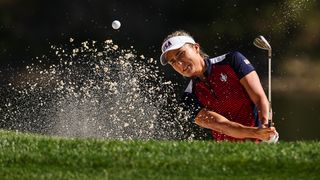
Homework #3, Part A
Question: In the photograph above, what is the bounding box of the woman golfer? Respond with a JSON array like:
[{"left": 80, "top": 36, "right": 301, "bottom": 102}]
[{"left": 160, "top": 30, "right": 278, "bottom": 142}]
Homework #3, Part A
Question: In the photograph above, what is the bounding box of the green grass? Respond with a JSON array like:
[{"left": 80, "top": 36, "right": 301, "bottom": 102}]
[{"left": 0, "top": 130, "right": 320, "bottom": 180}]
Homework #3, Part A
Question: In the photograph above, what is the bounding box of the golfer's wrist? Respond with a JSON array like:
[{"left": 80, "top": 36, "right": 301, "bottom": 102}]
[
  {"left": 254, "top": 128, "right": 268, "bottom": 140},
  {"left": 247, "top": 127, "right": 260, "bottom": 139}
]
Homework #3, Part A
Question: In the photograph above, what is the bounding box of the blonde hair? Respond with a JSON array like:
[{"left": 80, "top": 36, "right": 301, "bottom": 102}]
[{"left": 162, "top": 30, "right": 209, "bottom": 59}]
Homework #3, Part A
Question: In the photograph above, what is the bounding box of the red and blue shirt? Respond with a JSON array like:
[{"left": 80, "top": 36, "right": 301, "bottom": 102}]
[{"left": 182, "top": 51, "right": 260, "bottom": 141}]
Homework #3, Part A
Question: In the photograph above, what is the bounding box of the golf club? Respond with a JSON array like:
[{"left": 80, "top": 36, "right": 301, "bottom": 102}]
[{"left": 253, "top": 35, "right": 272, "bottom": 128}]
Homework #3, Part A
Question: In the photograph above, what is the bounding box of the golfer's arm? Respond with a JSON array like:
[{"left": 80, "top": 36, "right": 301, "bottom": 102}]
[
  {"left": 240, "top": 71, "right": 269, "bottom": 123},
  {"left": 194, "top": 109, "right": 259, "bottom": 139}
]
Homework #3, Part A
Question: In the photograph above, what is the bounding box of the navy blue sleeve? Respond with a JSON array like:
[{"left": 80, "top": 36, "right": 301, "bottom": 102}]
[
  {"left": 227, "top": 51, "right": 255, "bottom": 79},
  {"left": 180, "top": 92, "right": 202, "bottom": 122}
]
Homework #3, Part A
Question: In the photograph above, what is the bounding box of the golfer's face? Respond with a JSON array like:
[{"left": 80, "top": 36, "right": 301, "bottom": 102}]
[{"left": 165, "top": 44, "right": 202, "bottom": 77}]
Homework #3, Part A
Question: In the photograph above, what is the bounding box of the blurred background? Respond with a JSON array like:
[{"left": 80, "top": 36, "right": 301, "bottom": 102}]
[{"left": 0, "top": 0, "right": 319, "bottom": 141}]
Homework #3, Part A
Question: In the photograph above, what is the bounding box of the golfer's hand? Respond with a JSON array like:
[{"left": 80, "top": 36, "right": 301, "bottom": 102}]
[
  {"left": 257, "top": 127, "right": 277, "bottom": 141},
  {"left": 261, "top": 122, "right": 275, "bottom": 128}
]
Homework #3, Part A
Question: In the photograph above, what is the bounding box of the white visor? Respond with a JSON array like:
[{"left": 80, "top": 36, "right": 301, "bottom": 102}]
[{"left": 160, "top": 36, "right": 195, "bottom": 65}]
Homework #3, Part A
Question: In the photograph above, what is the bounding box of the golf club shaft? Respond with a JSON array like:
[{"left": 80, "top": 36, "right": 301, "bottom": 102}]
[
  {"left": 268, "top": 50, "right": 272, "bottom": 127},
  {"left": 253, "top": 35, "right": 273, "bottom": 127}
]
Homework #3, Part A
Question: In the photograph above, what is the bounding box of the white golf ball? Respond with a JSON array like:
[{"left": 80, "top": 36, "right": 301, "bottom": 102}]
[{"left": 112, "top": 20, "right": 121, "bottom": 30}]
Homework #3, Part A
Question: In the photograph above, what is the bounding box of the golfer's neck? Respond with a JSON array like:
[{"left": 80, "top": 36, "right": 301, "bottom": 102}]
[{"left": 196, "top": 58, "right": 207, "bottom": 80}]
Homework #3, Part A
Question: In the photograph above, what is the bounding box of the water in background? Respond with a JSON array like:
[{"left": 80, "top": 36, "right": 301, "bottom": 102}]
[{"left": 0, "top": 39, "right": 210, "bottom": 140}]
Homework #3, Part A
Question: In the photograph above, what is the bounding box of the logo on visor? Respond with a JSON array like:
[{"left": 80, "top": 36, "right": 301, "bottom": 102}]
[{"left": 162, "top": 41, "right": 172, "bottom": 52}]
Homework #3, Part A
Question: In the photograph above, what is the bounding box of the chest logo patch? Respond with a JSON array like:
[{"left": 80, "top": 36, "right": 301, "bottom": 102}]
[{"left": 220, "top": 73, "right": 227, "bottom": 82}]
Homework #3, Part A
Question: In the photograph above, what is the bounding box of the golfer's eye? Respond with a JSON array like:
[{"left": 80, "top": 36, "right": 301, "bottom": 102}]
[
  {"left": 168, "top": 58, "right": 176, "bottom": 65},
  {"left": 170, "top": 59, "right": 177, "bottom": 65},
  {"left": 177, "top": 51, "right": 185, "bottom": 59}
]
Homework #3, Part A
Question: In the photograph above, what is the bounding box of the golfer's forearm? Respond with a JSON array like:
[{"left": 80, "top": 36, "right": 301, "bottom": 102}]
[
  {"left": 205, "top": 120, "right": 258, "bottom": 139},
  {"left": 240, "top": 71, "right": 269, "bottom": 123},
  {"left": 195, "top": 109, "right": 259, "bottom": 139},
  {"left": 256, "top": 97, "right": 269, "bottom": 122}
]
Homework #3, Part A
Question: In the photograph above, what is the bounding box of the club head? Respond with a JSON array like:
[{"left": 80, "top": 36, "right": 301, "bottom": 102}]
[{"left": 253, "top": 35, "right": 271, "bottom": 51}]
